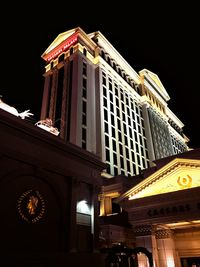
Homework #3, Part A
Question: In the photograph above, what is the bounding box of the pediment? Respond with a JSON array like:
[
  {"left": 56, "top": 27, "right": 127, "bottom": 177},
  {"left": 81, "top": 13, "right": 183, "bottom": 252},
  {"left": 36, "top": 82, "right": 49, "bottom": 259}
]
[
  {"left": 41, "top": 27, "right": 97, "bottom": 62},
  {"left": 139, "top": 69, "right": 170, "bottom": 101},
  {"left": 119, "top": 158, "right": 200, "bottom": 201},
  {"left": 42, "top": 28, "right": 77, "bottom": 57}
]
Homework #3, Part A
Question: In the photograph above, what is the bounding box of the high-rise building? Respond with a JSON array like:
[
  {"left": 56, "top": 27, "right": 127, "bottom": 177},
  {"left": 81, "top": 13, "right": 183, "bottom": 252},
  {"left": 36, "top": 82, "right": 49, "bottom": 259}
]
[
  {"left": 0, "top": 26, "right": 199, "bottom": 267},
  {"left": 40, "top": 27, "right": 189, "bottom": 177}
]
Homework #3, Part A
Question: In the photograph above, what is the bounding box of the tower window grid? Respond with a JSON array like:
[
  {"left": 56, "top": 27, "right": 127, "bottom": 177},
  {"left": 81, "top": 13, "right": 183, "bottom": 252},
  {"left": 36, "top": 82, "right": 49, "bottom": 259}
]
[
  {"left": 170, "top": 132, "right": 188, "bottom": 154},
  {"left": 81, "top": 61, "right": 87, "bottom": 149},
  {"left": 101, "top": 69, "right": 150, "bottom": 176},
  {"left": 148, "top": 107, "right": 174, "bottom": 159}
]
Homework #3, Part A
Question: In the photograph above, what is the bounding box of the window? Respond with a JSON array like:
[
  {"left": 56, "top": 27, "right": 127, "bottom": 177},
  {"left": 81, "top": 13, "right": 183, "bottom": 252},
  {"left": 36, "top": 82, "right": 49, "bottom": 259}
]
[
  {"left": 104, "top": 109, "right": 108, "bottom": 121},
  {"left": 70, "top": 47, "right": 74, "bottom": 55},
  {"left": 83, "top": 62, "right": 87, "bottom": 75},
  {"left": 104, "top": 122, "right": 108, "bottom": 133},
  {"left": 83, "top": 78, "right": 87, "bottom": 89},
  {"left": 120, "top": 157, "right": 124, "bottom": 168},
  {"left": 119, "top": 144, "right": 123, "bottom": 155},
  {"left": 113, "top": 153, "right": 117, "bottom": 165},
  {"left": 82, "top": 114, "right": 86, "bottom": 125},
  {"left": 112, "top": 139, "right": 116, "bottom": 151},
  {"left": 82, "top": 88, "right": 87, "bottom": 98},
  {"left": 82, "top": 128, "right": 86, "bottom": 140},
  {"left": 111, "top": 114, "right": 115, "bottom": 125},
  {"left": 114, "top": 167, "right": 118, "bottom": 176},
  {"left": 101, "top": 50, "right": 105, "bottom": 59},
  {"left": 109, "top": 92, "right": 113, "bottom": 102},
  {"left": 112, "top": 198, "right": 121, "bottom": 214},
  {"left": 105, "top": 135, "right": 109, "bottom": 147},
  {"left": 83, "top": 48, "right": 87, "bottom": 56},
  {"left": 103, "top": 77, "right": 106, "bottom": 86},
  {"left": 103, "top": 97, "right": 107, "bottom": 108},
  {"left": 106, "top": 149, "right": 110, "bottom": 161},
  {"left": 58, "top": 53, "right": 65, "bottom": 63},
  {"left": 82, "top": 142, "right": 86, "bottom": 149},
  {"left": 82, "top": 101, "right": 86, "bottom": 113},
  {"left": 103, "top": 87, "right": 107, "bottom": 96},
  {"left": 107, "top": 56, "right": 111, "bottom": 65},
  {"left": 111, "top": 127, "right": 115, "bottom": 138}
]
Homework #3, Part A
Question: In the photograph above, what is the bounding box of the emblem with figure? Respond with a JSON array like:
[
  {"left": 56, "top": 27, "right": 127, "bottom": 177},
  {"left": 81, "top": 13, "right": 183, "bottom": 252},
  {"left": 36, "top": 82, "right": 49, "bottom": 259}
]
[{"left": 17, "top": 190, "right": 45, "bottom": 223}]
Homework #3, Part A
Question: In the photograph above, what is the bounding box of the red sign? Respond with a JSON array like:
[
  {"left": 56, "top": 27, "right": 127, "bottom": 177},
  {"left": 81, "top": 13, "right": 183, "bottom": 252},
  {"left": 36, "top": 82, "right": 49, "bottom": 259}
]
[{"left": 43, "top": 33, "right": 78, "bottom": 62}]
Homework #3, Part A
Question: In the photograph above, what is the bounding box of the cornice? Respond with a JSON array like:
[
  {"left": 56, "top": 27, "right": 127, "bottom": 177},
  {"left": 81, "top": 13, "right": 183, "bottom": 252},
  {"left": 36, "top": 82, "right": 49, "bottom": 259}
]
[
  {"left": 139, "top": 69, "right": 170, "bottom": 101},
  {"left": 142, "top": 79, "right": 168, "bottom": 107},
  {"left": 99, "top": 58, "right": 141, "bottom": 101},
  {"left": 88, "top": 31, "right": 140, "bottom": 83},
  {"left": 169, "top": 124, "right": 188, "bottom": 143},
  {"left": 165, "top": 107, "right": 184, "bottom": 128}
]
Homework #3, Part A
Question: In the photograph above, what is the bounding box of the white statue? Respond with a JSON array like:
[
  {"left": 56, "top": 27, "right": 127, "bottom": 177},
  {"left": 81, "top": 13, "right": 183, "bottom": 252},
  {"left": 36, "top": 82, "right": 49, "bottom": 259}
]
[
  {"left": 0, "top": 97, "right": 33, "bottom": 119},
  {"left": 35, "top": 118, "right": 60, "bottom": 136}
]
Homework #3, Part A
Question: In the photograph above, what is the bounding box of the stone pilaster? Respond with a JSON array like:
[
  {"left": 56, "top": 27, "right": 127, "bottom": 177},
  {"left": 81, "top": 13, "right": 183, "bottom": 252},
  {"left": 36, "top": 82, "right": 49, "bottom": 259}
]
[
  {"left": 91, "top": 184, "right": 101, "bottom": 252},
  {"left": 69, "top": 177, "right": 80, "bottom": 252},
  {"left": 40, "top": 74, "right": 51, "bottom": 120},
  {"left": 155, "top": 228, "right": 180, "bottom": 267},
  {"left": 60, "top": 61, "right": 68, "bottom": 139},
  {"left": 49, "top": 68, "right": 58, "bottom": 123}
]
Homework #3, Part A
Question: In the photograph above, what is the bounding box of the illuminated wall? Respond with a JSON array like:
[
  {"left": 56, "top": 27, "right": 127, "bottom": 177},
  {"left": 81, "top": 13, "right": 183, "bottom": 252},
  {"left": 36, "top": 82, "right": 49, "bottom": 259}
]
[
  {"left": 100, "top": 67, "right": 150, "bottom": 176},
  {"left": 40, "top": 27, "right": 189, "bottom": 177}
]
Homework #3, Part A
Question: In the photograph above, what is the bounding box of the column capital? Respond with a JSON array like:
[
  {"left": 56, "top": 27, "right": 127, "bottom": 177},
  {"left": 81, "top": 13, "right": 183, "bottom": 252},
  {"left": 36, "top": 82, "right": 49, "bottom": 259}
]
[
  {"left": 134, "top": 224, "right": 153, "bottom": 236},
  {"left": 155, "top": 229, "right": 173, "bottom": 239}
]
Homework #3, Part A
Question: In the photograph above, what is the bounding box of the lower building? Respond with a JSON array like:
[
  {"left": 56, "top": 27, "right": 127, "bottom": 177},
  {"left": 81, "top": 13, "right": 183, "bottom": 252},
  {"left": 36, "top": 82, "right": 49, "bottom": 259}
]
[
  {"left": 0, "top": 109, "right": 106, "bottom": 267},
  {"left": 99, "top": 149, "right": 200, "bottom": 267},
  {"left": 1, "top": 107, "right": 199, "bottom": 267}
]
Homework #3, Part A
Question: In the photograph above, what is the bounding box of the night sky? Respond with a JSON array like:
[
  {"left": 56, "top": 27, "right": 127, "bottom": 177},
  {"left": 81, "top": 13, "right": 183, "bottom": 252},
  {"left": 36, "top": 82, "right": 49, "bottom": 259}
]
[{"left": 1, "top": 3, "right": 199, "bottom": 149}]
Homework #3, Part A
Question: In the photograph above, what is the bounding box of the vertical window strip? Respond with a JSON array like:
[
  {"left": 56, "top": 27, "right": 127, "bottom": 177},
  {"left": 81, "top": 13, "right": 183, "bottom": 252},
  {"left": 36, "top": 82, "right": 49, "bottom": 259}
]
[{"left": 82, "top": 62, "right": 87, "bottom": 149}]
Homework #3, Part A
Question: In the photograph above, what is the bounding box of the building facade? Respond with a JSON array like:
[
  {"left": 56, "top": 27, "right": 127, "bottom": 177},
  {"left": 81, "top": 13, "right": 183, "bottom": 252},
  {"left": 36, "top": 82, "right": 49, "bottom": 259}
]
[
  {"left": 0, "top": 108, "right": 106, "bottom": 267},
  {"left": 40, "top": 27, "right": 189, "bottom": 178},
  {"left": 0, "top": 27, "right": 199, "bottom": 267},
  {"left": 100, "top": 149, "right": 200, "bottom": 267}
]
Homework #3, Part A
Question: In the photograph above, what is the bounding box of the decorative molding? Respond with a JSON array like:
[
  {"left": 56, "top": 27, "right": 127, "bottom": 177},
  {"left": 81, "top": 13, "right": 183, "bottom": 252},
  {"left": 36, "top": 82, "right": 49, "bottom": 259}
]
[
  {"left": 155, "top": 229, "right": 172, "bottom": 239},
  {"left": 17, "top": 190, "right": 45, "bottom": 223},
  {"left": 118, "top": 158, "right": 200, "bottom": 201},
  {"left": 134, "top": 224, "right": 152, "bottom": 236}
]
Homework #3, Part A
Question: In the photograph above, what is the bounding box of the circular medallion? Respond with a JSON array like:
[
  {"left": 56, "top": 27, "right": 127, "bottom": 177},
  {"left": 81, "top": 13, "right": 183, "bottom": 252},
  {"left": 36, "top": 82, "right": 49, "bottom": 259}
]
[
  {"left": 17, "top": 190, "right": 45, "bottom": 223},
  {"left": 177, "top": 175, "right": 192, "bottom": 189}
]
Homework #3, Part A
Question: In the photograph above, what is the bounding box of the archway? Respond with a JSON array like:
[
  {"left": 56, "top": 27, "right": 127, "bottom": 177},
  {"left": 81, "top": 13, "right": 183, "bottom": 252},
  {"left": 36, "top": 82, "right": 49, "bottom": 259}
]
[
  {"left": 132, "top": 247, "right": 153, "bottom": 267},
  {"left": 101, "top": 244, "right": 153, "bottom": 267}
]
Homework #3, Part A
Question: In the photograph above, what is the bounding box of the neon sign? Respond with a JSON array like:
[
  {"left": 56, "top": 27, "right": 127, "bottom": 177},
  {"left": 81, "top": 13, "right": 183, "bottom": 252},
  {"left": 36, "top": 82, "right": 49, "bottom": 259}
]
[{"left": 43, "top": 34, "right": 78, "bottom": 62}]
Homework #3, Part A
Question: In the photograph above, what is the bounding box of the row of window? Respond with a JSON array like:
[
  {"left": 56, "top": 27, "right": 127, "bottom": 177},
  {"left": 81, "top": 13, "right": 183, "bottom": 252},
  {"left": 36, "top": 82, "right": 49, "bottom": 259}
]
[
  {"left": 101, "top": 70, "right": 150, "bottom": 176},
  {"left": 149, "top": 108, "right": 174, "bottom": 159},
  {"left": 171, "top": 134, "right": 188, "bottom": 154},
  {"left": 49, "top": 45, "right": 88, "bottom": 69},
  {"left": 168, "top": 119, "right": 184, "bottom": 137},
  {"left": 82, "top": 62, "right": 87, "bottom": 149}
]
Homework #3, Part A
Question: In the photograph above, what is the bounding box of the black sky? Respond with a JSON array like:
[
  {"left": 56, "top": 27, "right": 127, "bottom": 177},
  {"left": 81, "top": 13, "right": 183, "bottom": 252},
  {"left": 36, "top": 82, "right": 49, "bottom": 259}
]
[{"left": 1, "top": 3, "right": 199, "bottom": 149}]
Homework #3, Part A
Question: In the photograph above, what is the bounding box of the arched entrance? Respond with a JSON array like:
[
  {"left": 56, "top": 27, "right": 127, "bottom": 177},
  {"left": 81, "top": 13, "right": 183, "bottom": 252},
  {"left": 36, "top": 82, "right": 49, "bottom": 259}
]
[
  {"left": 132, "top": 247, "right": 153, "bottom": 267},
  {"left": 101, "top": 244, "right": 153, "bottom": 267}
]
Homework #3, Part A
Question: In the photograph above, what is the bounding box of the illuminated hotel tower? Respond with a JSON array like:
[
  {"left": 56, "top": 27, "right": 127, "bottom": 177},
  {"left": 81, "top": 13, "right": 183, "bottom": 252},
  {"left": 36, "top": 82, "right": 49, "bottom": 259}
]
[{"left": 40, "top": 27, "right": 189, "bottom": 177}]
